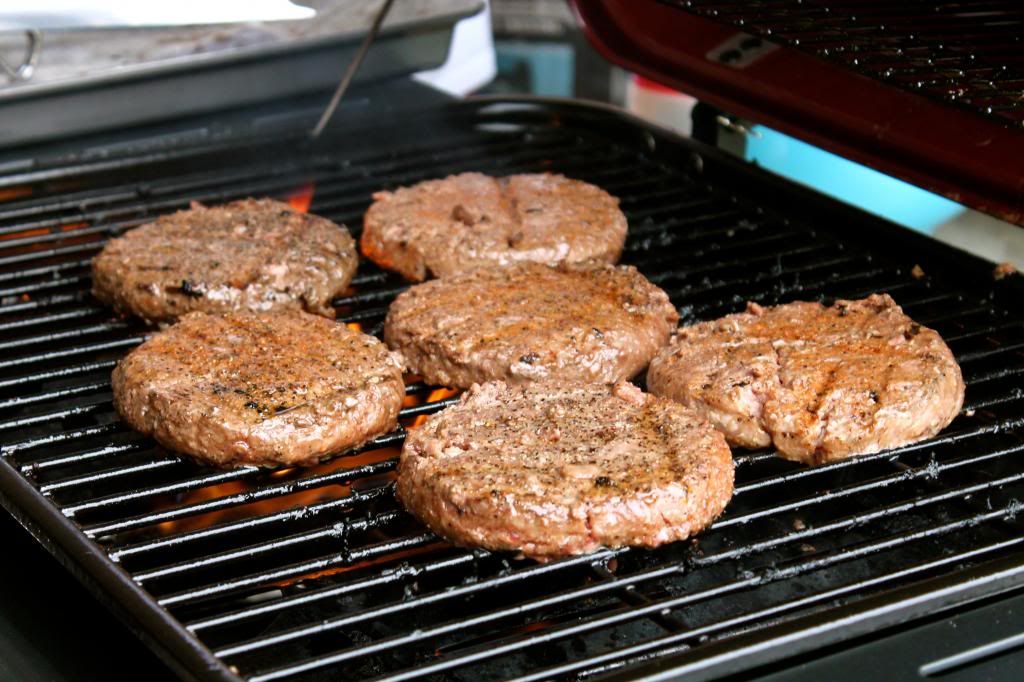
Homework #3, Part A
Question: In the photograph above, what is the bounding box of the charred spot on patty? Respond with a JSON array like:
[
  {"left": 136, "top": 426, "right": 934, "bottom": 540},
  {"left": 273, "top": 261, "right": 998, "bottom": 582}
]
[
  {"left": 451, "top": 204, "right": 476, "bottom": 226},
  {"left": 904, "top": 323, "right": 922, "bottom": 340},
  {"left": 179, "top": 279, "right": 205, "bottom": 298}
]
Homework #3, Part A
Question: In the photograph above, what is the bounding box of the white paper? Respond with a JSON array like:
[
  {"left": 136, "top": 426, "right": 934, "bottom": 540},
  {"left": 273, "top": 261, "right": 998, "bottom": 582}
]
[{"left": 0, "top": 1, "right": 315, "bottom": 31}]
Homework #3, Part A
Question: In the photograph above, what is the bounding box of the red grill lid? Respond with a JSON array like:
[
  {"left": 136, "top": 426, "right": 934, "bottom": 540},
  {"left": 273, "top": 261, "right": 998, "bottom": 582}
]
[{"left": 571, "top": 0, "right": 1024, "bottom": 224}]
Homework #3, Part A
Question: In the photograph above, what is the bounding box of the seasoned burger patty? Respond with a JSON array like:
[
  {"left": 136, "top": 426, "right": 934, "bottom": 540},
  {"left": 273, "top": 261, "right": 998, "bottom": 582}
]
[
  {"left": 112, "top": 311, "right": 404, "bottom": 467},
  {"left": 92, "top": 198, "right": 357, "bottom": 323},
  {"left": 397, "top": 381, "right": 734, "bottom": 560},
  {"left": 361, "top": 172, "right": 627, "bottom": 281},
  {"left": 647, "top": 294, "right": 965, "bottom": 465},
  {"left": 384, "top": 262, "right": 679, "bottom": 388}
]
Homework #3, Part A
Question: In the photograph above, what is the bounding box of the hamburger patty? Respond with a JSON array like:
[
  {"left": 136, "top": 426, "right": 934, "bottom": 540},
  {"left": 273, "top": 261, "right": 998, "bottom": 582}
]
[
  {"left": 112, "top": 311, "right": 404, "bottom": 467},
  {"left": 647, "top": 294, "right": 965, "bottom": 465},
  {"left": 92, "top": 198, "right": 357, "bottom": 323},
  {"left": 397, "top": 381, "right": 734, "bottom": 560},
  {"left": 361, "top": 172, "right": 627, "bottom": 281},
  {"left": 384, "top": 262, "right": 679, "bottom": 388}
]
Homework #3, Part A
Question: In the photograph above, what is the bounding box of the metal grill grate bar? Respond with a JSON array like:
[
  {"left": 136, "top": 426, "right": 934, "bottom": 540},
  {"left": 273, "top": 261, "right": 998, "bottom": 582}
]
[
  {"left": 0, "top": 381, "right": 107, "bottom": 410},
  {"left": 35, "top": 397, "right": 451, "bottom": 501},
  {"left": 174, "top": 443, "right": 1023, "bottom": 660},
  {"left": 243, "top": 503, "right": 1024, "bottom": 681},
  {"left": 110, "top": 487, "right": 393, "bottom": 562},
  {"left": 0, "top": 336, "right": 145, "bottom": 372},
  {"left": 159, "top": 532, "right": 440, "bottom": 608},
  {"left": 121, "top": 438, "right": 1023, "bottom": 600},
  {"left": 512, "top": 535, "right": 1024, "bottom": 682},
  {"left": 185, "top": 552, "right": 480, "bottom": 632},
  {"left": 82, "top": 459, "right": 398, "bottom": 537},
  {"left": 18, "top": 441, "right": 148, "bottom": 474}
]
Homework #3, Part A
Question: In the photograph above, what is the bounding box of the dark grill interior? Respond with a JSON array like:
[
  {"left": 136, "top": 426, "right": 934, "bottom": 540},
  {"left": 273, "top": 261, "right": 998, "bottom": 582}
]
[
  {"left": 0, "top": 100, "right": 1023, "bottom": 681},
  {"left": 665, "top": 0, "right": 1024, "bottom": 128}
]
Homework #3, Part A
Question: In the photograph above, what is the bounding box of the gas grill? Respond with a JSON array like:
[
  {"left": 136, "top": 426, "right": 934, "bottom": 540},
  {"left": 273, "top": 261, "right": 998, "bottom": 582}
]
[{"left": 2, "top": 4, "right": 1024, "bottom": 682}]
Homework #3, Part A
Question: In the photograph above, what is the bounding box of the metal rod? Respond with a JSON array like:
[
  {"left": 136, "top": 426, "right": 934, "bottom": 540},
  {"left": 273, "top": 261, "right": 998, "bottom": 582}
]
[
  {"left": 186, "top": 553, "right": 477, "bottom": 633},
  {"left": 111, "top": 491, "right": 386, "bottom": 561},
  {"left": 134, "top": 509, "right": 407, "bottom": 583},
  {"left": 0, "top": 30, "right": 41, "bottom": 83},
  {"left": 160, "top": 533, "right": 438, "bottom": 608},
  {"left": 310, "top": 0, "right": 396, "bottom": 139},
  {"left": 81, "top": 459, "right": 399, "bottom": 536}
]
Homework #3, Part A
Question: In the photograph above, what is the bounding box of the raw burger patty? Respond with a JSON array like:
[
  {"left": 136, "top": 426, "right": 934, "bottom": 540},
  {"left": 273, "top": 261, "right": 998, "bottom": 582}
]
[
  {"left": 384, "top": 262, "right": 679, "bottom": 388},
  {"left": 361, "top": 172, "right": 627, "bottom": 281},
  {"left": 647, "top": 294, "right": 965, "bottom": 465},
  {"left": 112, "top": 310, "right": 404, "bottom": 467},
  {"left": 92, "top": 198, "right": 357, "bottom": 323},
  {"left": 397, "top": 380, "right": 734, "bottom": 560}
]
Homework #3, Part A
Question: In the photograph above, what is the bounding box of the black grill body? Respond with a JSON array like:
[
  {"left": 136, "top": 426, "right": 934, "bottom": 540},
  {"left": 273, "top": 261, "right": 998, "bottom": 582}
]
[{"left": 0, "top": 99, "right": 1022, "bottom": 681}]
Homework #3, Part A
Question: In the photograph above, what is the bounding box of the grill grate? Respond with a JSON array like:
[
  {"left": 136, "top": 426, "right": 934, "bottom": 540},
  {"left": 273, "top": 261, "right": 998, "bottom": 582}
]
[
  {"left": 0, "top": 100, "right": 1023, "bottom": 681},
  {"left": 664, "top": 0, "right": 1024, "bottom": 128}
]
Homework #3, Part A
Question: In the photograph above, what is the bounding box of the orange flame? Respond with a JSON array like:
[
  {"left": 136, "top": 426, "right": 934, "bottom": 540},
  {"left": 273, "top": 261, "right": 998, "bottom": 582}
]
[
  {"left": 0, "top": 220, "right": 88, "bottom": 243},
  {"left": 155, "top": 447, "right": 395, "bottom": 537},
  {"left": 285, "top": 183, "right": 315, "bottom": 213},
  {"left": 292, "top": 542, "right": 440, "bottom": 585},
  {"left": 147, "top": 375, "right": 463, "bottom": 589},
  {"left": 152, "top": 386, "right": 460, "bottom": 537},
  {"left": 410, "top": 388, "right": 460, "bottom": 428},
  {"left": 0, "top": 187, "right": 32, "bottom": 203}
]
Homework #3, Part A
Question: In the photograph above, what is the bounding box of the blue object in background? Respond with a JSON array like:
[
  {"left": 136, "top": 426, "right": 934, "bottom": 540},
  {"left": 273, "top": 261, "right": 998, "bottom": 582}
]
[
  {"left": 745, "top": 125, "right": 965, "bottom": 234},
  {"left": 494, "top": 41, "right": 574, "bottom": 97}
]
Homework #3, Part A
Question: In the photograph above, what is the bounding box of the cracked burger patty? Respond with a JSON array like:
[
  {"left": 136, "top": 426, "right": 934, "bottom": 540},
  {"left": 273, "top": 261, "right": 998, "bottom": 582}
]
[
  {"left": 92, "top": 198, "right": 358, "bottom": 323},
  {"left": 647, "top": 294, "right": 965, "bottom": 465},
  {"left": 384, "top": 262, "right": 679, "bottom": 388},
  {"left": 361, "top": 172, "right": 627, "bottom": 281},
  {"left": 112, "top": 310, "right": 404, "bottom": 467},
  {"left": 397, "top": 381, "right": 734, "bottom": 560}
]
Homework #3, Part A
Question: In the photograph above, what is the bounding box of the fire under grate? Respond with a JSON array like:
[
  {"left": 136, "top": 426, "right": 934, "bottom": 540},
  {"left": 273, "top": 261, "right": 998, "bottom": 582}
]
[{"left": 0, "top": 99, "right": 1022, "bottom": 681}]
